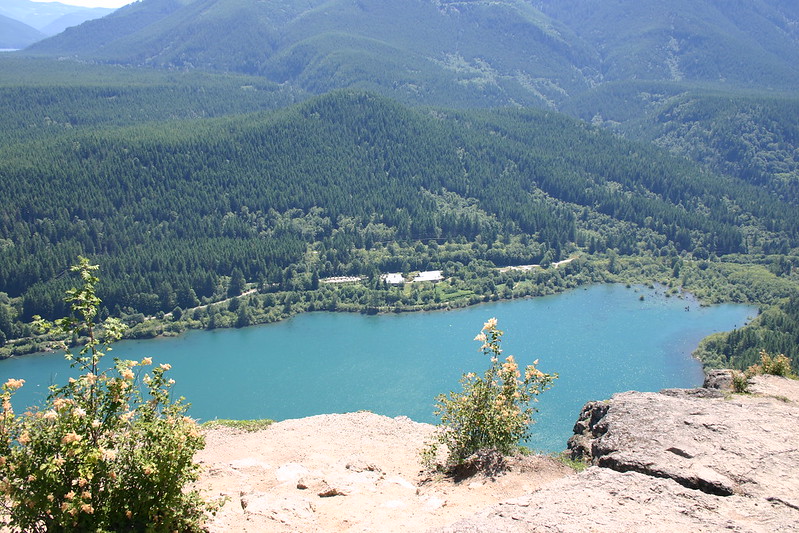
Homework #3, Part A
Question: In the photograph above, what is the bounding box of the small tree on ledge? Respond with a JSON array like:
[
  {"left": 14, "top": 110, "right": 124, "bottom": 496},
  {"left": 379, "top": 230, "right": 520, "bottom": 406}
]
[
  {"left": 0, "top": 258, "right": 213, "bottom": 532},
  {"left": 424, "top": 318, "right": 557, "bottom": 471}
]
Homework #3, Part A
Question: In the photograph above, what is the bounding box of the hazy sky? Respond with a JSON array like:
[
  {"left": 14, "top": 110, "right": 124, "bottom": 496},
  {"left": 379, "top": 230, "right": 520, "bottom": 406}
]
[{"left": 32, "top": 0, "right": 137, "bottom": 8}]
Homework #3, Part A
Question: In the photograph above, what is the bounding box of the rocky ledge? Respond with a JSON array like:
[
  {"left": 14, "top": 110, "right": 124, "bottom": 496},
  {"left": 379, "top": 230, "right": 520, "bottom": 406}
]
[{"left": 440, "top": 373, "right": 799, "bottom": 532}]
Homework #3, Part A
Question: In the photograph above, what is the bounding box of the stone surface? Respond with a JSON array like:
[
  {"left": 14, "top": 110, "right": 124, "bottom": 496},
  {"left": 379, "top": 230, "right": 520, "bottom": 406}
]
[
  {"left": 445, "top": 374, "right": 799, "bottom": 532},
  {"left": 194, "top": 412, "right": 570, "bottom": 532},
  {"left": 703, "top": 368, "right": 734, "bottom": 390},
  {"left": 439, "top": 467, "right": 799, "bottom": 533},
  {"left": 583, "top": 387, "right": 799, "bottom": 501}
]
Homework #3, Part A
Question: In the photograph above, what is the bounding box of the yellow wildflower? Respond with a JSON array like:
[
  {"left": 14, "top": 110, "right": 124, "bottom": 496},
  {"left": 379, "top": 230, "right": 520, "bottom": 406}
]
[
  {"left": 61, "top": 432, "right": 82, "bottom": 445},
  {"left": 4, "top": 378, "right": 24, "bottom": 391},
  {"left": 101, "top": 448, "right": 117, "bottom": 461}
]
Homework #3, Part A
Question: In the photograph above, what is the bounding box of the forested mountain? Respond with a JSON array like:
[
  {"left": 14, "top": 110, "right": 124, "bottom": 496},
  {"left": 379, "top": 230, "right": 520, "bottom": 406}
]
[
  {"left": 0, "top": 14, "right": 44, "bottom": 49},
  {"left": 0, "top": 58, "right": 307, "bottom": 144},
  {"left": 538, "top": 0, "right": 799, "bottom": 90},
  {"left": 1, "top": 90, "right": 796, "bottom": 324},
  {"left": 563, "top": 84, "right": 799, "bottom": 203},
  {"left": 2, "top": 1, "right": 798, "bottom": 371},
  {"left": 23, "top": 0, "right": 799, "bottom": 108},
  {"left": 23, "top": 0, "right": 589, "bottom": 108}
]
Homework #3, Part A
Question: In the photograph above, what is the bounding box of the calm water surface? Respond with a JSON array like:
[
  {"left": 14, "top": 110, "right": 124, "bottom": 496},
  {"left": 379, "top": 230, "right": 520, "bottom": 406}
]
[{"left": 0, "top": 285, "right": 756, "bottom": 452}]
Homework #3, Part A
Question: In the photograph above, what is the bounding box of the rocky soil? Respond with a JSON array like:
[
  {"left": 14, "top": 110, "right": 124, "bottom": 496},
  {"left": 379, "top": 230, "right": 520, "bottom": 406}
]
[
  {"left": 196, "top": 373, "right": 799, "bottom": 532},
  {"left": 195, "top": 413, "right": 571, "bottom": 532}
]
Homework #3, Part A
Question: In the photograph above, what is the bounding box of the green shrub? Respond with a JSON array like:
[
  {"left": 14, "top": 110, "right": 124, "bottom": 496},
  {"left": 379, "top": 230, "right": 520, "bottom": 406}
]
[
  {"left": 424, "top": 318, "right": 557, "bottom": 469},
  {"left": 731, "top": 370, "right": 750, "bottom": 393},
  {"left": 0, "top": 258, "right": 213, "bottom": 532},
  {"left": 201, "top": 419, "right": 274, "bottom": 432}
]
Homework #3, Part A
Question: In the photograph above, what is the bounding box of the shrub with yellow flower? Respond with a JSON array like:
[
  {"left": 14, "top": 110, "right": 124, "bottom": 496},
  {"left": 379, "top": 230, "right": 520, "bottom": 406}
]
[
  {"left": 0, "top": 258, "right": 213, "bottom": 532},
  {"left": 423, "top": 318, "right": 557, "bottom": 469}
]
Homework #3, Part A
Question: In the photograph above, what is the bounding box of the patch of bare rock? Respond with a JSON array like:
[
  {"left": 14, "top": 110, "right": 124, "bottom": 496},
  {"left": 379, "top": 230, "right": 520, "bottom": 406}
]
[
  {"left": 195, "top": 412, "right": 570, "bottom": 532},
  {"left": 441, "top": 372, "right": 799, "bottom": 532}
]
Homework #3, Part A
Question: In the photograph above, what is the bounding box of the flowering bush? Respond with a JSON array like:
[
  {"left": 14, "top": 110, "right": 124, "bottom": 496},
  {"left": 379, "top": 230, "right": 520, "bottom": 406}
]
[
  {"left": 748, "top": 349, "right": 796, "bottom": 378},
  {"left": 424, "top": 318, "right": 557, "bottom": 469},
  {"left": 0, "top": 258, "right": 212, "bottom": 532}
]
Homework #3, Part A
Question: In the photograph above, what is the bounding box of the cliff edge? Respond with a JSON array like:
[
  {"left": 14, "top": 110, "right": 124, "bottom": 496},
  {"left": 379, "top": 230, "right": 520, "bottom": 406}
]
[
  {"left": 440, "top": 373, "right": 799, "bottom": 532},
  {"left": 195, "top": 374, "right": 799, "bottom": 532}
]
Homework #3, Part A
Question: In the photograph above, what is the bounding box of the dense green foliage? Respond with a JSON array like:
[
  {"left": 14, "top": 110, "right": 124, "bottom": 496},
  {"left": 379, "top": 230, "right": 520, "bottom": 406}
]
[
  {"left": 697, "top": 291, "right": 799, "bottom": 373},
  {"left": 566, "top": 83, "right": 799, "bottom": 204},
  {"left": 3, "top": 89, "right": 796, "bottom": 333},
  {"left": 0, "top": 57, "right": 307, "bottom": 145}
]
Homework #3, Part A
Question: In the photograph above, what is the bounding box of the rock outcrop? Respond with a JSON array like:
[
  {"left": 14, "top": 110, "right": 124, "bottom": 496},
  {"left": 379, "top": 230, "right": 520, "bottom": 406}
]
[{"left": 442, "top": 374, "right": 799, "bottom": 532}]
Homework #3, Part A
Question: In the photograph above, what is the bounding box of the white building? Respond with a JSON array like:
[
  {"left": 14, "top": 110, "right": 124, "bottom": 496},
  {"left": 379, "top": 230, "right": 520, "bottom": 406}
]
[
  {"left": 411, "top": 270, "right": 443, "bottom": 283},
  {"left": 382, "top": 273, "right": 406, "bottom": 285}
]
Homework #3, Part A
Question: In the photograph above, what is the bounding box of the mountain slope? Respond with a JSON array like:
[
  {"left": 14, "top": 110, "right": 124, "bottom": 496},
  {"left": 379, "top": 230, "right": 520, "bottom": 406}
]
[
  {"left": 22, "top": 0, "right": 799, "bottom": 108},
  {"left": 561, "top": 82, "right": 799, "bottom": 203},
  {"left": 0, "top": 14, "right": 44, "bottom": 48},
  {"left": 40, "top": 10, "right": 116, "bottom": 36},
  {"left": 23, "top": 0, "right": 598, "bottom": 107},
  {"left": 538, "top": 0, "right": 799, "bottom": 90}
]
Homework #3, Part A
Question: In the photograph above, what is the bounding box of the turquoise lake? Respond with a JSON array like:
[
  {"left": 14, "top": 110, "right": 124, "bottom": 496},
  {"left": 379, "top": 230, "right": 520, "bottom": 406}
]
[{"left": 0, "top": 284, "right": 756, "bottom": 452}]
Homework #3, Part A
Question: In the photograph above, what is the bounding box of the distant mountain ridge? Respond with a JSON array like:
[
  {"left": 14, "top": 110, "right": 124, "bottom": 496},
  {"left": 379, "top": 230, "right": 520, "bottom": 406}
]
[
  {"left": 22, "top": 0, "right": 799, "bottom": 107},
  {"left": 0, "top": 14, "right": 45, "bottom": 48},
  {"left": 0, "top": 0, "right": 114, "bottom": 35}
]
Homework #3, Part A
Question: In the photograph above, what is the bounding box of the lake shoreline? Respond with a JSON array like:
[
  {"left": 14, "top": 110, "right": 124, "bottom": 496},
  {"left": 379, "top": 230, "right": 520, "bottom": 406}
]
[
  {"left": 1, "top": 284, "right": 756, "bottom": 452},
  {"left": 1, "top": 279, "right": 750, "bottom": 365}
]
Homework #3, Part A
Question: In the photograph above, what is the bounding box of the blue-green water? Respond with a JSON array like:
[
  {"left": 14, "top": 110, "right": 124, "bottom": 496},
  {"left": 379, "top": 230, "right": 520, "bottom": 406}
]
[{"left": 0, "top": 285, "right": 755, "bottom": 452}]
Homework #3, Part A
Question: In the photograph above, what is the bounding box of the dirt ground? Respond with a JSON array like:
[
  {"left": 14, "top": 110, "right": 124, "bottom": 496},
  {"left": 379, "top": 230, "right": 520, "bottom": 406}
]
[{"left": 194, "top": 412, "right": 573, "bottom": 532}]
